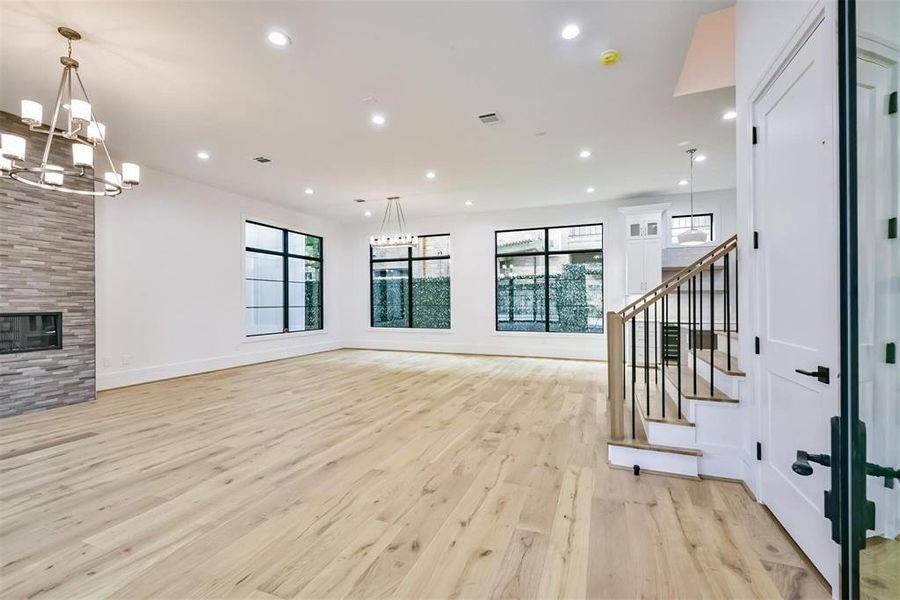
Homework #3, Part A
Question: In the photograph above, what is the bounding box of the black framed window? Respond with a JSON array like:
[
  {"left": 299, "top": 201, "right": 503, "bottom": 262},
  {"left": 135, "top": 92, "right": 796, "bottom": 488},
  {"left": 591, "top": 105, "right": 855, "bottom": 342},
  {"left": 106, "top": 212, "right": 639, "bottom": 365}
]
[
  {"left": 245, "top": 221, "right": 323, "bottom": 336},
  {"left": 671, "top": 213, "right": 713, "bottom": 244},
  {"left": 495, "top": 224, "right": 603, "bottom": 333},
  {"left": 370, "top": 234, "right": 450, "bottom": 329}
]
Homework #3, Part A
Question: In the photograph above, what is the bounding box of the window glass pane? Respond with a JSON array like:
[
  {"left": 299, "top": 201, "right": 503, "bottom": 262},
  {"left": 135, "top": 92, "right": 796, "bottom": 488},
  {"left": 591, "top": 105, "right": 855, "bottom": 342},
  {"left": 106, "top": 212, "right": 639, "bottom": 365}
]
[
  {"left": 246, "top": 307, "right": 283, "bottom": 335},
  {"left": 671, "top": 214, "right": 713, "bottom": 244},
  {"left": 496, "top": 255, "right": 546, "bottom": 331},
  {"left": 412, "top": 259, "right": 450, "bottom": 329},
  {"left": 630, "top": 223, "right": 641, "bottom": 237},
  {"left": 288, "top": 258, "right": 322, "bottom": 331},
  {"left": 288, "top": 232, "right": 321, "bottom": 258},
  {"left": 246, "top": 251, "right": 282, "bottom": 281},
  {"left": 372, "top": 246, "right": 409, "bottom": 260},
  {"left": 647, "top": 222, "right": 658, "bottom": 236},
  {"left": 246, "top": 279, "right": 283, "bottom": 308},
  {"left": 413, "top": 235, "right": 450, "bottom": 258},
  {"left": 245, "top": 222, "right": 283, "bottom": 252},
  {"left": 548, "top": 224, "right": 603, "bottom": 251},
  {"left": 496, "top": 229, "right": 545, "bottom": 254},
  {"left": 548, "top": 253, "right": 604, "bottom": 333},
  {"left": 371, "top": 261, "right": 409, "bottom": 327}
]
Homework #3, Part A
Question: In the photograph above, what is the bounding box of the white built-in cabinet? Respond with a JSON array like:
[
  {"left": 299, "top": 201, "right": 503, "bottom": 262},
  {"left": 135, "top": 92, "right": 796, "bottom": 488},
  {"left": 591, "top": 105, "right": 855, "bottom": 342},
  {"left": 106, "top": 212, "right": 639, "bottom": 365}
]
[{"left": 621, "top": 206, "right": 667, "bottom": 296}]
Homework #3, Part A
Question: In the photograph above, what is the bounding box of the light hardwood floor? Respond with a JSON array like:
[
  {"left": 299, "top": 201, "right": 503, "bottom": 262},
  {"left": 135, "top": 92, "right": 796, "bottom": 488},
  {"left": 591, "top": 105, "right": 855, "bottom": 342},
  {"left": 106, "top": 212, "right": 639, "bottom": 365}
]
[{"left": 0, "top": 349, "right": 829, "bottom": 599}]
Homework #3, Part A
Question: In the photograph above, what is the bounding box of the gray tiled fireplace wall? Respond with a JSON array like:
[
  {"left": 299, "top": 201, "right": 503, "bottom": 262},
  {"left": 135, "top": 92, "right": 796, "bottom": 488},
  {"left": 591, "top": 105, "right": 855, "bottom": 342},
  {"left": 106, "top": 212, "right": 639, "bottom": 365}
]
[{"left": 0, "top": 110, "right": 96, "bottom": 416}]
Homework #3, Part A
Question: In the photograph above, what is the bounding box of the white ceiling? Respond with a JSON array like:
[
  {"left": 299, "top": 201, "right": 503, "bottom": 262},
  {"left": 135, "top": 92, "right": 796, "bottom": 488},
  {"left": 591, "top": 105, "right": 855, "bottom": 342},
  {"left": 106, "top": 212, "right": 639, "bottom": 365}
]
[{"left": 0, "top": 1, "right": 736, "bottom": 222}]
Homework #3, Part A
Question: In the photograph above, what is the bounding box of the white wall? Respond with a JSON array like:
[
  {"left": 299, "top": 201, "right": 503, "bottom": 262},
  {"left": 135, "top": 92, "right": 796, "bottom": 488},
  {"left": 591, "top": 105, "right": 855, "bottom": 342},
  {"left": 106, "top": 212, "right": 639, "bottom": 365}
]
[
  {"left": 95, "top": 168, "right": 344, "bottom": 390},
  {"left": 340, "top": 189, "right": 736, "bottom": 361}
]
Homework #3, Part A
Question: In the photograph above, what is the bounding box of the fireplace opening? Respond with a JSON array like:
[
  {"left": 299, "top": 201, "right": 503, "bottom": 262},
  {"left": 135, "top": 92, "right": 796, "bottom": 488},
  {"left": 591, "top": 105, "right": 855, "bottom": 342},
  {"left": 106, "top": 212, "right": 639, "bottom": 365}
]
[{"left": 0, "top": 313, "right": 63, "bottom": 354}]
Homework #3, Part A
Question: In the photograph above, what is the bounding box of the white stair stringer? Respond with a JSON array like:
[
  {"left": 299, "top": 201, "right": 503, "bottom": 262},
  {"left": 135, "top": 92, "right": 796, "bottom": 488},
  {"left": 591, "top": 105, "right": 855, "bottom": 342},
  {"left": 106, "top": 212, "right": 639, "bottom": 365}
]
[{"left": 607, "top": 442, "right": 700, "bottom": 478}]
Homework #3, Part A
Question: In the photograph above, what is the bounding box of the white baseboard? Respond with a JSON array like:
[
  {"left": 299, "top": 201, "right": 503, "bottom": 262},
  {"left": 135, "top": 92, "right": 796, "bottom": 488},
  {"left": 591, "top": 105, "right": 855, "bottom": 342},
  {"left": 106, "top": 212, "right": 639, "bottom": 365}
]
[
  {"left": 344, "top": 338, "right": 605, "bottom": 361},
  {"left": 97, "top": 340, "right": 341, "bottom": 390}
]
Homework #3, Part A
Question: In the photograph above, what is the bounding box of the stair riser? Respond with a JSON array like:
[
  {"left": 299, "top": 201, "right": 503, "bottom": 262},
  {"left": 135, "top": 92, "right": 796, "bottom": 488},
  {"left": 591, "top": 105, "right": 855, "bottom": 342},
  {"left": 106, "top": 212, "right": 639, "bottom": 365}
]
[
  {"left": 608, "top": 445, "right": 699, "bottom": 478},
  {"left": 715, "top": 332, "right": 739, "bottom": 356},
  {"left": 687, "top": 351, "right": 741, "bottom": 397},
  {"left": 646, "top": 421, "right": 697, "bottom": 448}
]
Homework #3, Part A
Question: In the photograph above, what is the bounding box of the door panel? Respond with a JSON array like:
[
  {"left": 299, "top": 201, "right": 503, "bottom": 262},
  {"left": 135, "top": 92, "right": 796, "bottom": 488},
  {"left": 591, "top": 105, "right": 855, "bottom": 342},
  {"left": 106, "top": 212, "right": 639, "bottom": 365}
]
[{"left": 754, "top": 18, "right": 840, "bottom": 587}]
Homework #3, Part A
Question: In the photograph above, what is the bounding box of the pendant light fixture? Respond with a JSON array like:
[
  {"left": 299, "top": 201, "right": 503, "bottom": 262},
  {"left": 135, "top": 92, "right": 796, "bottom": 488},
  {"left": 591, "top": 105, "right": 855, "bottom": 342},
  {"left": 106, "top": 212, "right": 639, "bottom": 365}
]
[
  {"left": 677, "top": 148, "right": 708, "bottom": 245},
  {"left": 369, "top": 196, "right": 418, "bottom": 248},
  {"left": 0, "top": 27, "right": 139, "bottom": 196}
]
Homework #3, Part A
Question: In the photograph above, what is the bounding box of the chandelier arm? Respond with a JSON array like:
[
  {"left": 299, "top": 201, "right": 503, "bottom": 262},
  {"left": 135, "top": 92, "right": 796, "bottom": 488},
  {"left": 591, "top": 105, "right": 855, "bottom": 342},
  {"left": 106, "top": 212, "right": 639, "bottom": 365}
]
[
  {"left": 66, "top": 62, "right": 73, "bottom": 135},
  {"left": 397, "top": 199, "right": 408, "bottom": 233},
  {"left": 40, "top": 66, "right": 70, "bottom": 169},
  {"left": 75, "top": 70, "right": 119, "bottom": 179},
  {"left": 378, "top": 200, "right": 391, "bottom": 236}
]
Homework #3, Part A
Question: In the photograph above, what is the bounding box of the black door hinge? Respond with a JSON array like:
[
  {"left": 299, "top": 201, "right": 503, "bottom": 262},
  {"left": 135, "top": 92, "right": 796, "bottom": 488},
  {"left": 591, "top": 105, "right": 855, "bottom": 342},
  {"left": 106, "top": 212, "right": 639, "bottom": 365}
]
[
  {"left": 889, "top": 217, "right": 897, "bottom": 239},
  {"left": 756, "top": 442, "right": 762, "bottom": 461},
  {"left": 752, "top": 126, "right": 758, "bottom": 144},
  {"left": 755, "top": 336, "right": 760, "bottom": 355},
  {"left": 889, "top": 91, "right": 898, "bottom": 115},
  {"left": 753, "top": 231, "right": 759, "bottom": 249}
]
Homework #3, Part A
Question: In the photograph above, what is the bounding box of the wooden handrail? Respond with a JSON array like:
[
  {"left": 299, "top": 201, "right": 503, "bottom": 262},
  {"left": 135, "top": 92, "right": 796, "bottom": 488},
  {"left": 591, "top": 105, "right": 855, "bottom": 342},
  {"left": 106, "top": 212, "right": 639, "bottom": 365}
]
[{"left": 619, "top": 235, "right": 737, "bottom": 322}]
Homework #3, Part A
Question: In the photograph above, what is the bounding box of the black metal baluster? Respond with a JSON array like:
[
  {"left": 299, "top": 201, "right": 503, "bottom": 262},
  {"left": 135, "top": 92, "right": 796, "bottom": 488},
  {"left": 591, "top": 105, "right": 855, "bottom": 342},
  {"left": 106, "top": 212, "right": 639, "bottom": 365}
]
[
  {"left": 631, "top": 316, "right": 636, "bottom": 439},
  {"left": 692, "top": 275, "right": 698, "bottom": 394},
  {"left": 725, "top": 253, "right": 732, "bottom": 371},
  {"left": 676, "top": 284, "right": 682, "bottom": 419},
  {"left": 709, "top": 261, "right": 715, "bottom": 394},
  {"left": 645, "top": 307, "right": 650, "bottom": 417},
  {"left": 661, "top": 292, "right": 666, "bottom": 419},
  {"left": 654, "top": 301, "right": 658, "bottom": 385},
  {"left": 734, "top": 245, "right": 739, "bottom": 333}
]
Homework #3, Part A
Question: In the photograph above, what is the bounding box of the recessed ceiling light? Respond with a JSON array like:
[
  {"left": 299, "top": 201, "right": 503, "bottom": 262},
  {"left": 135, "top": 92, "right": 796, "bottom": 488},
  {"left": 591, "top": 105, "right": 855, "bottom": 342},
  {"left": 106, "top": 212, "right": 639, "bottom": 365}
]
[
  {"left": 677, "top": 140, "right": 691, "bottom": 147},
  {"left": 425, "top": 170, "right": 436, "bottom": 180},
  {"left": 364, "top": 210, "right": 372, "bottom": 217},
  {"left": 304, "top": 188, "right": 314, "bottom": 195},
  {"left": 695, "top": 154, "right": 707, "bottom": 162},
  {"left": 267, "top": 31, "right": 291, "bottom": 47},
  {"left": 586, "top": 187, "right": 595, "bottom": 193},
  {"left": 465, "top": 200, "right": 473, "bottom": 206},
  {"left": 197, "top": 151, "right": 210, "bottom": 160},
  {"left": 678, "top": 179, "right": 689, "bottom": 186},
  {"left": 721, "top": 110, "right": 737, "bottom": 121},
  {"left": 371, "top": 113, "right": 386, "bottom": 126},
  {"left": 561, "top": 24, "right": 580, "bottom": 40},
  {"left": 579, "top": 149, "right": 592, "bottom": 159}
]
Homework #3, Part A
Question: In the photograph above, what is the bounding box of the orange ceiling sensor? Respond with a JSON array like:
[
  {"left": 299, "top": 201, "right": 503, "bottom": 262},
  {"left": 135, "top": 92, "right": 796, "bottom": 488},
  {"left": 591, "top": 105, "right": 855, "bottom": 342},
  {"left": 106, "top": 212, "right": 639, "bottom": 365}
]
[{"left": 600, "top": 49, "right": 621, "bottom": 66}]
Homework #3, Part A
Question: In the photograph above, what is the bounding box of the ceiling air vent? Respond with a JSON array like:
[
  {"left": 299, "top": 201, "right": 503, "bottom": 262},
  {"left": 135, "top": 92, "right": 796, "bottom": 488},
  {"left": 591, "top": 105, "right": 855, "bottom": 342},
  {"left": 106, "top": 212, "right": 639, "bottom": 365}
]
[
  {"left": 478, "top": 112, "right": 503, "bottom": 125},
  {"left": 253, "top": 156, "right": 271, "bottom": 163},
  {"left": 353, "top": 198, "right": 366, "bottom": 203}
]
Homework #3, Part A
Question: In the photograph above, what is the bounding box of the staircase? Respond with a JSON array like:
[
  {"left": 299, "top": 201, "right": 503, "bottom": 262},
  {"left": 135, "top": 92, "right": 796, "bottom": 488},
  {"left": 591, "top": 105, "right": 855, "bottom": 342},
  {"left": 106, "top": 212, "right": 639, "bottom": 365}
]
[{"left": 606, "top": 235, "right": 744, "bottom": 478}]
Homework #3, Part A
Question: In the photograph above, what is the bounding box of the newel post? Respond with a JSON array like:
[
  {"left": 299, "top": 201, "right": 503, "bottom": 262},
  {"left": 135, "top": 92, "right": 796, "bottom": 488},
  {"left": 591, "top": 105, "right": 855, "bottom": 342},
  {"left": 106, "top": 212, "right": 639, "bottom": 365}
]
[{"left": 606, "top": 311, "right": 625, "bottom": 440}]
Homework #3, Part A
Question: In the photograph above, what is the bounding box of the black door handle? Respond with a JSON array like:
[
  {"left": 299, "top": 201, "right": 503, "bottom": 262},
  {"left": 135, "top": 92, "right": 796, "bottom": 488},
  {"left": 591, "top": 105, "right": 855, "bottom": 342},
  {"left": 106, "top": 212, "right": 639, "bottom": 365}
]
[
  {"left": 795, "top": 365, "right": 830, "bottom": 384},
  {"left": 792, "top": 449, "right": 832, "bottom": 476}
]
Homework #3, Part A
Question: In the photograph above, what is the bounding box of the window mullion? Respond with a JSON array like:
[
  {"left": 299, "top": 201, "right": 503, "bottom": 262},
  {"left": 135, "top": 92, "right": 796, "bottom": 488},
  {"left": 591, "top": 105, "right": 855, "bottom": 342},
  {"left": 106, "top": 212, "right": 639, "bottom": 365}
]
[{"left": 282, "top": 229, "right": 289, "bottom": 333}]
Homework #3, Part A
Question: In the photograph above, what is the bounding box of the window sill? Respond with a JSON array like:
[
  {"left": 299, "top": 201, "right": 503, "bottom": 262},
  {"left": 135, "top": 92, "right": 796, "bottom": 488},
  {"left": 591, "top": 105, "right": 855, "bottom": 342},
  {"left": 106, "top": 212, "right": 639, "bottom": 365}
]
[
  {"left": 243, "top": 329, "right": 328, "bottom": 344},
  {"left": 492, "top": 330, "right": 604, "bottom": 339},
  {"left": 366, "top": 327, "right": 455, "bottom": 335}
]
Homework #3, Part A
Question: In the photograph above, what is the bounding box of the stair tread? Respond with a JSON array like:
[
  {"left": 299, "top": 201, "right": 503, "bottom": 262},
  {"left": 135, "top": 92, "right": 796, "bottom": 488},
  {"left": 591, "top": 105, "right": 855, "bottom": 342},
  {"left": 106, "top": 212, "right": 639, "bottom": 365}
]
[
  {"left": 607, "top": 438, "right": 703, "bottom": 457},
  {"left": 689, "top": 349, "right": 746, "bottom": 377},
  {"left": 632, "top": 382, "right": 695, "bottom": 426},
  {"left": 663, "top": 365, "right": 738, "bottom": 402}
]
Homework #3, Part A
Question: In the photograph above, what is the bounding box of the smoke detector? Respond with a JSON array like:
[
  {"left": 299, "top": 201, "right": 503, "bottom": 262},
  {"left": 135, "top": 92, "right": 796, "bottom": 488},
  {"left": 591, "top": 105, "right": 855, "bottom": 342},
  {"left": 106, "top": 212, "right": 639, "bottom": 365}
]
[{"left": 478, "top": 112, "right": 503, "bottom": 125}]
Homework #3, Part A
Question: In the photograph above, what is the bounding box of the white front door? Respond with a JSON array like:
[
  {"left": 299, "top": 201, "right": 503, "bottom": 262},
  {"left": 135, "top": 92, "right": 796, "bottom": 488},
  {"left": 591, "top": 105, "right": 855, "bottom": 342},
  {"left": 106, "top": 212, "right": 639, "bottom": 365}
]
[{"left": 753, "top": 18, "right": 841, "bottom": 587}]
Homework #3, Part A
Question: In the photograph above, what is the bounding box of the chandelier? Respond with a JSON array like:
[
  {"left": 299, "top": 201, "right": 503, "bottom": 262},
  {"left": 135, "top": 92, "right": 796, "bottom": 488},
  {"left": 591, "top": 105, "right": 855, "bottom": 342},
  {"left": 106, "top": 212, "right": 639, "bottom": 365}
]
[
  {"left": 677, "top": 148, "right": 708, "bottom": 245},
  {"left": 369, "top": 196, "right": 419, "bottom": 248},
  {"left": 0, "top": 27, "right": 139, "bottom": 196}
]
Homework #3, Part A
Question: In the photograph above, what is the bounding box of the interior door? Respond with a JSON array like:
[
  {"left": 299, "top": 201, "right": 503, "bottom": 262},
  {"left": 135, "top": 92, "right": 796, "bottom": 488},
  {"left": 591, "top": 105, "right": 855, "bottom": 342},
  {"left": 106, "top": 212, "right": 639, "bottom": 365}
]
[
  {"left": 626, "top": 238, "right": 644, "bottom": 295},
  {"left": 854, "top": 34, "right": 899, "bottom": 599},
  {"left": 753, "top": 18, "right": 841, "bottom": 587}
]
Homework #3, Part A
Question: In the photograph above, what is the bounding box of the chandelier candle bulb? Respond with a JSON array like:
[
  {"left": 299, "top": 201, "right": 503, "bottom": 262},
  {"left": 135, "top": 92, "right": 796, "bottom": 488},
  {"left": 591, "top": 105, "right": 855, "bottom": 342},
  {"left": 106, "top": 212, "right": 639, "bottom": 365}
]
[
  {"left": 43, "top": 165, "right": 64, "bottom": 186},
  {"left": 1, "top": 134, "right": 26, "bottom": 160},
  {"left": 21, "top": 100, "right": 43, "bottom": 126},
  {"left": 86, "top": 121, "right": 106, "bottom": 142},
  {"left": 0, "top": 157, "right": 12, "bottom": 173},
  {"left": 72, "top": 143, "right": 94, "bottom": 168},
  {"left": 70, "top": 99, "right": 92, "bottom": 124},
  {"left": 121, "top": 162, "right": 140, "bottom": 185}
]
